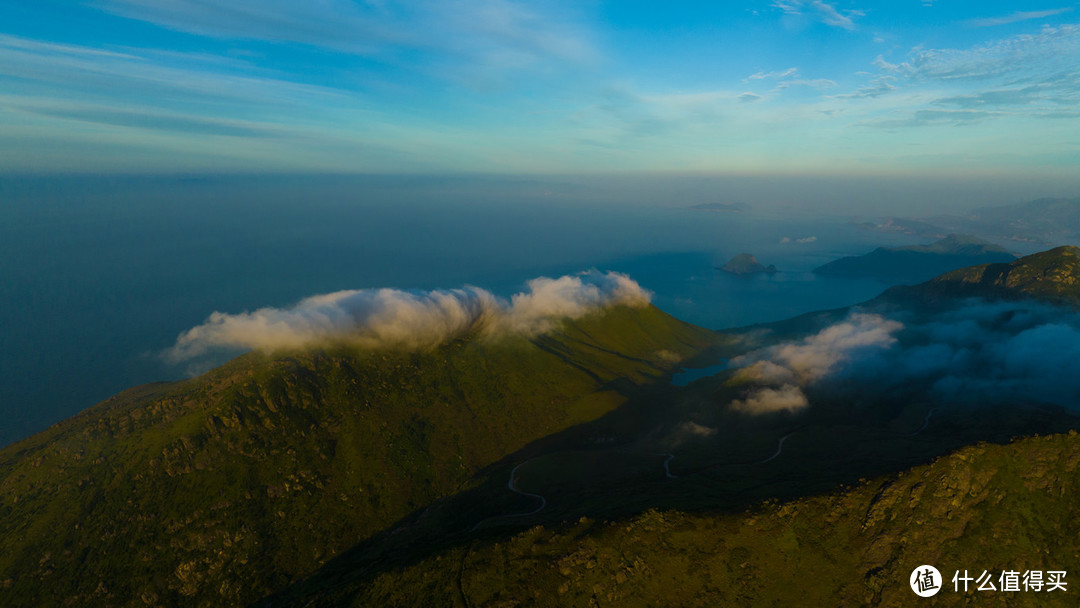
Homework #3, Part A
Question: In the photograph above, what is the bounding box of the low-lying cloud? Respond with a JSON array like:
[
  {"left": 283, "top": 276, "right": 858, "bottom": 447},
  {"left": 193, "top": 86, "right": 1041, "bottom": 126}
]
[
  {"left": 730, "top": 384, "right": 809, "bottom": 414},
  {"left": 842, "top": 300, "right": 1080, "bottom": 408},
  {"left": 725, "top": 300, "right": 1080, "bottom": 415},
  {"left": 166, "top": 270, "right": 650, "bottom": 363},
  {"left": 727, "top": 313, "right": 902, "bottom": 414},
  {"left": 734, "top": 313, "right": 902, "bottom": 380}
]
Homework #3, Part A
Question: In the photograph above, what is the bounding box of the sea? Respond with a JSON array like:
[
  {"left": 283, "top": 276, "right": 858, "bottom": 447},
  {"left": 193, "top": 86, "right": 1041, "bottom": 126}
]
[{"left": 0, "top": 175, "right": 928, "bottom": 446}]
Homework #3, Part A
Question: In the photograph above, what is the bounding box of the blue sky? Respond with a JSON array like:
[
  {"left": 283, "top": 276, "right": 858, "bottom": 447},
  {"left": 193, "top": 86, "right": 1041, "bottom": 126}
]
[{"left": 1, "top": 1, "right": 1078, "bottom": 175}]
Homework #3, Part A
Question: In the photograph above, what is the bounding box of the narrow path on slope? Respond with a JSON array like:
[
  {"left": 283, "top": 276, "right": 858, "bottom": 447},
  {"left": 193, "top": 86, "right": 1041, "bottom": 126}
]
[
  {"left": 474, "top": 427, "right": 806, "bottom": 533},
  {"left": 908, "top": 408, "right": 937, "bottom": 437},
  {"left": 470, "top": 458, "right": 547, "bottom": 531},
  {"left": 756, "top": 432, "right": 795, "bottom": 464},
  {"left": 505, "top": 461, "right": 547, "bottom": 516},
  {"left": 663, "top": 453, "right": 677, "bottom": 479}
]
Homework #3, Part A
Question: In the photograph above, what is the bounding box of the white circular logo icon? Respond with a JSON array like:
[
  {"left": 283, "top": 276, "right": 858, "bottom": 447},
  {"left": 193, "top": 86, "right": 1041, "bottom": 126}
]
[{"left": 910, "top": 565, "right": 942, "bottom": 597}]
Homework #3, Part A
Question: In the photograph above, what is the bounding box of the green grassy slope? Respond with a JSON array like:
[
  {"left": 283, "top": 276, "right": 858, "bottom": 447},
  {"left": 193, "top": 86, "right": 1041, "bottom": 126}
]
[
  {"left": 324, "top": 430, "right": 1080, "bottom": 607},
  {"left": 0, "top": 304, "right": 717, "bottom": 607}
]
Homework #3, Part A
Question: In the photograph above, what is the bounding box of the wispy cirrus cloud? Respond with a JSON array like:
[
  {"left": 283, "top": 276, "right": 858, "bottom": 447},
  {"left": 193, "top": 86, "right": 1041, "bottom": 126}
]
[
  {"left": 93, "top": 0, "right": 407, "bottom": 51},
  {"left": 0, "top": 34, "right": 139, "bottom": 59},
  {"left": 0, "top": 33, "right": 471, "bottom": 172},
  {"left": 865, "top": 108, "right": 1004, "bottom": 129},
  {"left": 0, "top": 34, "right": 349, "bottom": 109},
  {"left": 14, "top": 103, "right": 275, "bottom": 138},
  {"left": 835, "top": 75, "right": 896, "bottom": 98},
  {"left": 2, "top": 2, "right": 1078, "bottom": 175},
  {"left": 93, "top": 0, "right": 598, "bottom": 81},
  {"left": 872, "top": 55, "right": 899, "bottom": 71},
  {"left": 933, "top": 74, "right": 1080, "bottom": 109},
  {"left": 746, "top": 67, "right": 799, "bottom": 81},
  {"left": 774, "top": 78, "right": 838, "bottom": 90},
  {"left": 773, "top": 0, "right": 865, "bottom": 31},
  {"left": 967, "top": 8, "right": 1073, "bottom": 28},
  {"left": 847, "top": 22, "right": 1080, "bottom": 129},
  {"left": 898, "top": 23, "right": 1080, "bottom": 82},
  {"left": 742, "top": 66, "right": 837, "bottom": 92}
]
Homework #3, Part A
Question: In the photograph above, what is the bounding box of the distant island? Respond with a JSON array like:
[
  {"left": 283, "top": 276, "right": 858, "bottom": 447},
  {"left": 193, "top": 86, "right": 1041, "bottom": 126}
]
[
  {"left": 934, "top": 197, "right": 1080, "bottom": 246},
  {"left": 814, "top": 234, "right": 1015, "bottom": 281},
  {"left": 854, "top": 217, "right": 947, "bottom": 239},
  {"left": 856, "top": 197, "right": 1080, "bottom": 247},
  {"left": 690, "top": 202, "right": 748, "bottom": 213},
  {"left": 720, "top": 253, "right": 777, "bottom": 276}
]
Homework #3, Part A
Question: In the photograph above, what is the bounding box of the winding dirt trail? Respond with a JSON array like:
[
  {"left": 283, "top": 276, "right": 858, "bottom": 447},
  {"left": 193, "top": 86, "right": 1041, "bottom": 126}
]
[
  {"left": 476, "top": 426, "right": 810, "bottom": 532},
  {"left": 470, "top": 406, "right": 942, "bottom": 535},
  {"left": 663, "top": 454, "right": 677, "bottom": 479},
  {"left": 506, "top": 461, "right": 547, "bottom": 516},
  {"left": 909, "top": 408, "right": 937, "bottom": 436},
  {"left": 756, "top": 432, "right": 795, "bottom": 464},
  {"left": 470, "top": 459, "right": 547, "bottom": 531}
]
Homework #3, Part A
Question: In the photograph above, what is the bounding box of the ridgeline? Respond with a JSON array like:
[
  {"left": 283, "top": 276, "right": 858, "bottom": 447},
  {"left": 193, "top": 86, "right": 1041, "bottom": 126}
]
[
  {"left": 0, "top": 305, "right": 717, "bottom": 607},
  {"left": 4, "top": 247, "right": 1080, "bottom": 607}
]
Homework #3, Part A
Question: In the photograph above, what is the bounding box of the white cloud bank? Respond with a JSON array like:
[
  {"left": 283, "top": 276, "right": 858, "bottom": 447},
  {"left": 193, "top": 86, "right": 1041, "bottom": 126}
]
[
  {"left": 840, "top": 300, "right": 1080, "bottom": 408},
  {"left": 724, "top": 300, "right": 1080, "bottom": 416},
  {"left": 727, "top": 313, "right": 903, "bottom": 414},
  {"left": 165, "top": 270, "right": 650, "bottom": 362}
]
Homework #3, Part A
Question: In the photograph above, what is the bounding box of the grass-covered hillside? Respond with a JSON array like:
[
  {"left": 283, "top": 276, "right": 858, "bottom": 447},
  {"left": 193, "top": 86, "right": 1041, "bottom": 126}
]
[{"left": 0, "top": 304, "right": 718, "bottom": 607}]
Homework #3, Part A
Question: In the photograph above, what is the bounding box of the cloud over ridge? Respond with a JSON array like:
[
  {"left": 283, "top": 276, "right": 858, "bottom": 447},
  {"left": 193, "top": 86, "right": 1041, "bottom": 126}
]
[{"left": 165, "top": 270, "right": 650, "bottom": 362}]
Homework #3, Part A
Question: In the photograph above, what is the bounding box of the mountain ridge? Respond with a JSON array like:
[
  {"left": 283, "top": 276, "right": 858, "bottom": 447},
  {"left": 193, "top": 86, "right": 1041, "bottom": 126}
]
[
  {"left": 814, "top": 234, "right": 1015, "bottom": 281},
  {"left": 882, "top": 245, "right": 1080, "bottom": 308},
  {"left": 265, "top": 245, "right": 1080, "bottom": 607},
  {"left": 0, "top": 304, "right": 718, "bottom": 607}
]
